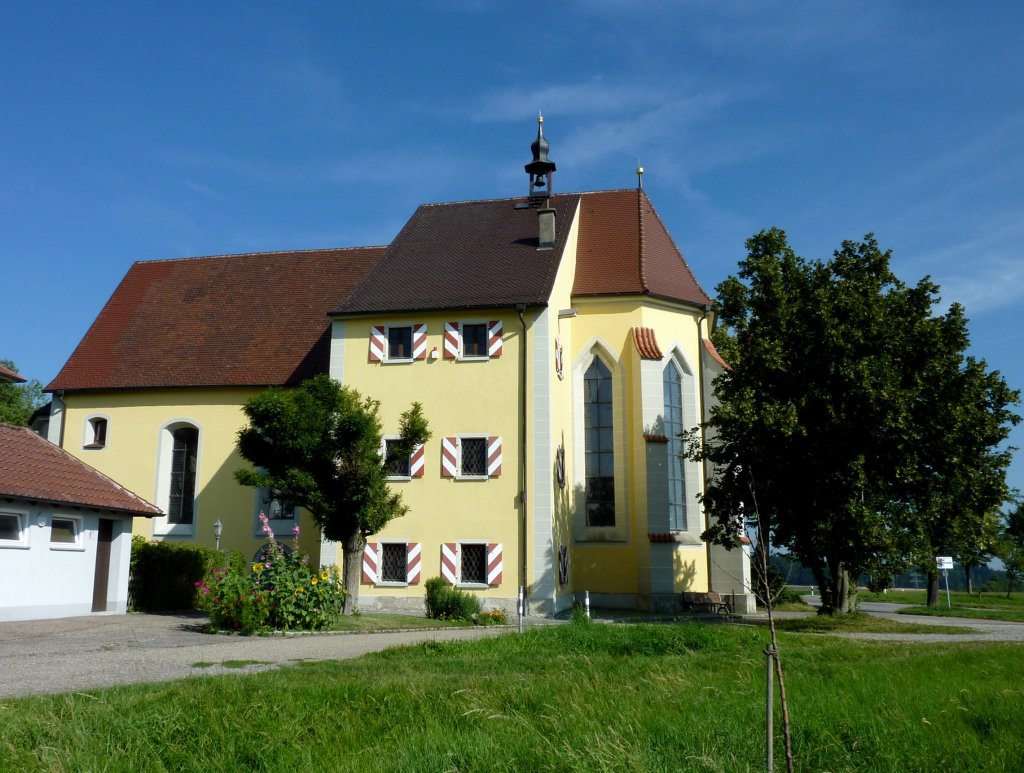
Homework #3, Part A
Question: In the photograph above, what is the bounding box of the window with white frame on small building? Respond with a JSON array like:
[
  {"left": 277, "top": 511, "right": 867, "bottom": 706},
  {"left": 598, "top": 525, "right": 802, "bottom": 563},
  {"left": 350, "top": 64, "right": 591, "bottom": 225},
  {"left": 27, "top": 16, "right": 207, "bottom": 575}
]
[
  {"left": 461, "top": 323, "right": 488, "bottom": 357},
  {"left": 50, "top": 516, "right": 82, "bottom": 548},
  {"left": 0, "top": 512, "right": 26, "bottom": 547}
]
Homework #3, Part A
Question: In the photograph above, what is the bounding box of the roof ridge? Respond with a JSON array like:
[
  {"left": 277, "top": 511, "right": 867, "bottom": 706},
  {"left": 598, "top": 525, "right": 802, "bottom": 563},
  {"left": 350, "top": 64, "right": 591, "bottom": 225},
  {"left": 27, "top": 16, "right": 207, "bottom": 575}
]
[
  {"left": 637, "top": 188, "right": 649, "bottom": 293},
  {"left": 135, "top": 245, "right": 388, "bottom": 265}
]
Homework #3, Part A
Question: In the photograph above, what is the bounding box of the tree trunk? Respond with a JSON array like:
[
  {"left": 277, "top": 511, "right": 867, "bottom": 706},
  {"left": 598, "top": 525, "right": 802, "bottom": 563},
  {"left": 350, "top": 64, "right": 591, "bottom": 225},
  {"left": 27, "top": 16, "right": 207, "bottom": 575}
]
[
  {"left": 342, "top": 532, "right": 365, "bottom": 615},
  {"left": 964, "top": 562, "right": 974, "bottom": 595},
  {"left": 926, "top": 570, "right": 940, "bottom": 607},
  {"left": 811, "top": 563, "right": 833, "bottom": 614},
  {"left": 832, "top": 565, "right": 856, "bottom": 614}
]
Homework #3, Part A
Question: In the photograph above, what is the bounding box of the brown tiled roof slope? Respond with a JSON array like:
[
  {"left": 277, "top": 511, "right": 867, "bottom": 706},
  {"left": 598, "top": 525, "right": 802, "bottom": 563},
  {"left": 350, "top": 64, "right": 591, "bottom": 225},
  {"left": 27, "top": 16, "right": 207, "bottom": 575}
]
[
  {"left": 0, "top": 363, "right": 26, "bottom": 383},
  {"left": 0, "top": 424, "right": 160, "bottom": 516},
  {"left": 48, "top": 247, "right": 384, "bottom": 392},
  {"left": 335, "top": 195, "right": 581, "bottom": 315},
  {"left": 574, "top": 189, "right": 711, "bottom": 307}
]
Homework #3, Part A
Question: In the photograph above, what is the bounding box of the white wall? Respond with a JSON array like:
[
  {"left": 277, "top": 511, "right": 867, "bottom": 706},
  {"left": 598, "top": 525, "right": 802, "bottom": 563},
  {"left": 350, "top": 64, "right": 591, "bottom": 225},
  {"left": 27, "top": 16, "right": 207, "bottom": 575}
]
[{"left": 0, "top": 503, "right": 138, "bottom": 622}]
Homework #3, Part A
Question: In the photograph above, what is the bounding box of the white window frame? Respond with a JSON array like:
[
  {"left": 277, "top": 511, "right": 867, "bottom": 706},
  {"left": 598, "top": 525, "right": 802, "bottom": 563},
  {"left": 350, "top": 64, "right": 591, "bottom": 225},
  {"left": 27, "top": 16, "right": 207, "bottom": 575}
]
[
  {"left": 377, "top": 540, "right": 411, "bottom": 587},
  {"left": 457, "top": 435, "right": 490, "bottom": 480},
  {"left": 457, "top": 540, "right": 489, "bottom": 588},
  {"left": 82, "top": 414, "right": 110, "bottom": 450},
  {"left": 458, "top": 320, "right": 491, "bottom": 361},
  {"left": 49, "top": 515, "right": 84, "bottom": 551},
  {"left": 384, "top": 323, "right": 415, "bottom": 364},
  {"left": 0, "top": 510, "right": 29, "bottom": 549},
  {"left": 381, "top": 436, "right": 412, "bottom": 481},
  {"left": 153, "top": 419, "right": 202, "bottom": 537}
]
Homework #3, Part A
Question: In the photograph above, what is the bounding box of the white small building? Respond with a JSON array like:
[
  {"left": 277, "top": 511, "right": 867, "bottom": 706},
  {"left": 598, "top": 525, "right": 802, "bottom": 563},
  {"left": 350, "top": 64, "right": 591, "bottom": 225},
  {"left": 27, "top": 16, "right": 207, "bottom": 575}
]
[{"left": 0, "top": 423, "right": 159, "bottom": 622}]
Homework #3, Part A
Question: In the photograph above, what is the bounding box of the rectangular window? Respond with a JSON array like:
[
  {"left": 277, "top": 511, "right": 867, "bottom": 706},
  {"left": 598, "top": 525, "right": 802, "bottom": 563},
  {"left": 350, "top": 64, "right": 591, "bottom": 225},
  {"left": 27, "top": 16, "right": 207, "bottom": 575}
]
[
  {"left": 50, "top": 517, "right": 80, "bottom": 547},
  {"left": 460, "top": 437, "right": 487, "bottom": 477},
  {"left": 462, "top": 323, "right": 488, "bottom": 357},
  {"left": 0, "top": 512, "right": 25, "bottom": 546},
  {"left": 461, "top": 543, "right": 487, "bottom": 584},
  {"left": 384, "top": 438, "right": 411, "bottom": 478},
  {"left": 388, "top": 326, "right": 413, "bottom": 360},
  {"left": 381, "top": 543, "right": 408, "bottom": 583}
]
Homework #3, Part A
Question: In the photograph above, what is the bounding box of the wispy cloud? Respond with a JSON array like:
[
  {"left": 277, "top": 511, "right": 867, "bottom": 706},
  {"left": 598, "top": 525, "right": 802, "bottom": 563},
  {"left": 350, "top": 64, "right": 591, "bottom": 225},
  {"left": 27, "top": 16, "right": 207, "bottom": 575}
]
[{"left": 941, "top": 256, "right": 1024, "bottom": 314}]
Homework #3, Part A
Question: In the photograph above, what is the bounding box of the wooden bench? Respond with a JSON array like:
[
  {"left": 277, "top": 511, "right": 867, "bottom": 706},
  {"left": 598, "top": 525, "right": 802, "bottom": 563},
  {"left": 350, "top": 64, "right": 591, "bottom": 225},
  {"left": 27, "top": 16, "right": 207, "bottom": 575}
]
[{"left": 680, "top": 591, "right": 731, "bottom": 614}]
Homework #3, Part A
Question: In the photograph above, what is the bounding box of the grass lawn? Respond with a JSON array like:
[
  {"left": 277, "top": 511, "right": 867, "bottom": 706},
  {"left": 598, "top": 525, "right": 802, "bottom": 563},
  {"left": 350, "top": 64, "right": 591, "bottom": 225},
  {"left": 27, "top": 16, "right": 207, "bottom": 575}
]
[
  {"left": 857, "top": 589, "right": 1024, "bottom": 610},
  {"left": 772, "top": 611, "right": 972, "bottom": 635},
  {"left": 3, "top": 621, "right": 1023, "bottom": 771},
  {"left": 896, "top": 606, "right": 1024, "bottom": 623}
]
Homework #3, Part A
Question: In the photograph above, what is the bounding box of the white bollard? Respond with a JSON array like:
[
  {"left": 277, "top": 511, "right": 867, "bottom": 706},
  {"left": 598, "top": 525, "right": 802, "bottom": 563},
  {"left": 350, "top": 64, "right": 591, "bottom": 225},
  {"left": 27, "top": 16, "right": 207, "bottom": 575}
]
[{"left": 585, "top": 590, "right": 591, "bottom": 620}]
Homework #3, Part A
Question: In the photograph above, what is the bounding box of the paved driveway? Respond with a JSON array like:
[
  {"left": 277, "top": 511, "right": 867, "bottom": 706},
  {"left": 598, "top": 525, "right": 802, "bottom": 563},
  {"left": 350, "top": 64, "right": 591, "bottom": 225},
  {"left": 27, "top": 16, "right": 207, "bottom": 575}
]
[{"left": 0, "top": 612, "right": 508, "bottom": 698}]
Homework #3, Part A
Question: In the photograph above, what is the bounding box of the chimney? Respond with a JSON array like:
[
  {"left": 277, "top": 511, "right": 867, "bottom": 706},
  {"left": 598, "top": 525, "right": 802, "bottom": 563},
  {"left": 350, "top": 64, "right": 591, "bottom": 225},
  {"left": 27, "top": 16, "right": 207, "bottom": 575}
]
[{"left": 538, "top": 207, "right": 556, "bottom": 250}]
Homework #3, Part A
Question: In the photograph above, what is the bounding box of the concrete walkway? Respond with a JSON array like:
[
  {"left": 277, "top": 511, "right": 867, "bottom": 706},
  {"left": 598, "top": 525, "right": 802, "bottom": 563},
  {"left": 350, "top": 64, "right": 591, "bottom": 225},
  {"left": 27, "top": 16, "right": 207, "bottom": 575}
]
[{"left": 0, "top": 612, "right": 511, "bottom": 698}]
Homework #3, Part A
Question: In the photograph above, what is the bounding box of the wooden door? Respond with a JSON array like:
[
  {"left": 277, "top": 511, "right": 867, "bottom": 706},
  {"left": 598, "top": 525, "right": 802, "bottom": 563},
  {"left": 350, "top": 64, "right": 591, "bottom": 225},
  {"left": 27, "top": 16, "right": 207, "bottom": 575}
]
[{"left": 91, "top": 519, "right": 114, "bottom": 612}]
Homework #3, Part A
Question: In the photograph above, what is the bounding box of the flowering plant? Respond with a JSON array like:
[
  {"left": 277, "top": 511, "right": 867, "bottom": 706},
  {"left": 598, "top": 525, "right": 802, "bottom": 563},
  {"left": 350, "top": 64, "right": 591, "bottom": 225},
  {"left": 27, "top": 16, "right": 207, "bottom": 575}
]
[{"left": 195, "top": 514, "right": 346, "bottom": 634}]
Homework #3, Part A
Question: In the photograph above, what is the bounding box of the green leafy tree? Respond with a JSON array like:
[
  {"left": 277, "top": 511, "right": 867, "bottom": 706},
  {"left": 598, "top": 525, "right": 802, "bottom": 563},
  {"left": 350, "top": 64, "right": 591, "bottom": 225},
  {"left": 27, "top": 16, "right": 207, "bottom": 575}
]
[
  {"left": 894, "top": 303, "right": 1019, "bottom": 605},
  {"left": 0, "top": 360, "right": 45, "bottom": 425},
  {"left": 235, "top": 374, "right": 430, "bottom": 613},
  {"left": 999, "top": 499, "right": 1024, "bottom": 598},
  {"left": 691, "top": 229, "right": 1019, "bottom": 614}
]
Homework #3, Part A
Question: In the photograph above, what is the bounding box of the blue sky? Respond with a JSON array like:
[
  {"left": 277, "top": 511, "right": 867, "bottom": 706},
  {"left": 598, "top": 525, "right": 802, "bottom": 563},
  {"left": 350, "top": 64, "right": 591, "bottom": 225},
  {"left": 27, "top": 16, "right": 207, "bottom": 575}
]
[{"left": 3, "top": 1, "right": 1022, "bottom": 495}]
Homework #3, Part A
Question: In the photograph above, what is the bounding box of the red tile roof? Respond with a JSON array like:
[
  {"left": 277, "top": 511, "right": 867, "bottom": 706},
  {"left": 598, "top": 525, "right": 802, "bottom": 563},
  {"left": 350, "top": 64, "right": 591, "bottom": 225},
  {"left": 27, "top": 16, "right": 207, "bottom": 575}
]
[
  {"left": 335, "top": 196, "right": 581, "bottom": 315},
  {"left": 631, "top": 327, "right": 663, "bottom": 360},
  {"left": 47, "top": 247, "right": 384, "bottom": 392},
  {"left": 574, "top": 189, "right": 711, "bottom": 307},
  {"left": 0, "top": 363, "right": 25, "bottom": 383},
  {"left": 0, "top": 424, "right": 160, "bottom": 516},
  {"left": 703, "top": 338, "right": 730, "bottom": 370}
]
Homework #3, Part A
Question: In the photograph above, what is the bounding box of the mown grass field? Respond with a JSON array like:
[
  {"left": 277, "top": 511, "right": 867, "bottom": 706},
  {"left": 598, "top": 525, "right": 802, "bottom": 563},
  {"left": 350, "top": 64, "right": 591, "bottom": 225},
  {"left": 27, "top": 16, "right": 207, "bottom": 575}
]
[{"left": 2, "top": 621, "right": 1022, "bottom": 772}]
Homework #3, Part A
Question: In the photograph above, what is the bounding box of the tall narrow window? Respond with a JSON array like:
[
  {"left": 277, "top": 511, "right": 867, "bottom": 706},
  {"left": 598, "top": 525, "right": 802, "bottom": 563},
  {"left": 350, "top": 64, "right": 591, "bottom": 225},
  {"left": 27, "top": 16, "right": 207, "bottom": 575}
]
[
  {"left": 168, "top": 426, "right": 198, "bottom": 524},
  {"left": 584, "top": 358, "right": 614, "bottom": 527},
  {"left": 664, "top": 362, "right": 686, "bottom": 531}
]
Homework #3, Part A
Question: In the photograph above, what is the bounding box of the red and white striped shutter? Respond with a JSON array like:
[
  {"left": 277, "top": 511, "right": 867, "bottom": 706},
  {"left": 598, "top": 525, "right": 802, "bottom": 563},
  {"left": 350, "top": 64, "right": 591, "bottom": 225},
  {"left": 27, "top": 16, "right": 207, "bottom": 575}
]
[
  {"left": 487, "top": 543, "right": 503, "bottom": 586},
  {"left": 368, "top": 326, "right": 387, "bottom": 362},
  {"left": 361, "top": 542, "right": 378, "bottom": 585},
  {"left": 412, "top": 323, "right": 428, "bottom": 360},
  {"left": 441, "top": 543, "right": 459, "bottom": 585},
  {"left": 409, "top": 443, "right": 425, "bottom": 478},
  {"left": 487, "top": 320, "right": 503, "bottom": 358},
  {"left": 487, "top": 436, "right": 502, "bottom": 477},
  {"left": 443, "top": 322, "right": 460, "bottom": 359},
  {"left": 441, "top": 437, "right": 459, "bottom": 478},
  {"left": 407, "top": 542, "right": 421, "bottom": 585}
]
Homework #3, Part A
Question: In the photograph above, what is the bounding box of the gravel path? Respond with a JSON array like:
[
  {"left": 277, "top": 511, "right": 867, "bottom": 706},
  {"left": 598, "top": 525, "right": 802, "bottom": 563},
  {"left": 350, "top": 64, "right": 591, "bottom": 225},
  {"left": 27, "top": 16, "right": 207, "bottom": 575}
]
[{"left": 0, "top": 613, "right": 510, "bottom": 698}]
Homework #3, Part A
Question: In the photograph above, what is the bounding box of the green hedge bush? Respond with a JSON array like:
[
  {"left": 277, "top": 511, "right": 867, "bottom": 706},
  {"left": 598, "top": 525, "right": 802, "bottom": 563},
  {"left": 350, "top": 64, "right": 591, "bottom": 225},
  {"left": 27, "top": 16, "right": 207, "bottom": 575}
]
[
  {"left": 129, "top": 536, "right": 223, "bottom": 612},
  {"left": 424, "top": 576, "right": 482, "bottom": 621}
]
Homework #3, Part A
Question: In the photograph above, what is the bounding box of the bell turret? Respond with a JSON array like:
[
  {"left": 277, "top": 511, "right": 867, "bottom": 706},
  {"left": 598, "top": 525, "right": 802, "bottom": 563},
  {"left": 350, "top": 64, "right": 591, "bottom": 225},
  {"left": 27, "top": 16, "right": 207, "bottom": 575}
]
[{"left": 524, "top": 113, "right": 556, "bottom": 204}]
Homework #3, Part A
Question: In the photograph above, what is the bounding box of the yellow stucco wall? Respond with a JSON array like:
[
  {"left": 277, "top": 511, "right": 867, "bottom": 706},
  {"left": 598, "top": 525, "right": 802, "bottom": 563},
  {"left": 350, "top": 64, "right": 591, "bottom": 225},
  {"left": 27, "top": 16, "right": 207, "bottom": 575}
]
[
  {"left": 337, "top": 311, "right": 523, "bottom": 599},
  {"left": 59, "top": 388, "right": 323, "bottom": 560}
]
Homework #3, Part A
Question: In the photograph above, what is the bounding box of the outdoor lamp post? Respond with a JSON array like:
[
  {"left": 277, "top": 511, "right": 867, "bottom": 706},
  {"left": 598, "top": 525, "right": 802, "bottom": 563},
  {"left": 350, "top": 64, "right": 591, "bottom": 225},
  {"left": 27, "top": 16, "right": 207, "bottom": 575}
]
[{"left": 213, "top": 519, "right": 223, "bottom": 550}]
